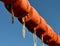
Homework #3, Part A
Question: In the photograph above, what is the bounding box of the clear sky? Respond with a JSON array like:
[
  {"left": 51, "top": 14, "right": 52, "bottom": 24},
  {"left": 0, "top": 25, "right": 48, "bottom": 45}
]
[{"left": 0, "top": 0, "right": 60, "bottom": 46}]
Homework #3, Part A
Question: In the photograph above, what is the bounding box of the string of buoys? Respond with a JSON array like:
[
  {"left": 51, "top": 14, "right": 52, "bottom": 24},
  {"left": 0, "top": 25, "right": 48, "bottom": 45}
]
[
  {"left": 1, "top": 0, "right": 60, "bottom": 46},
  {"left": 6, "top": 2, "right": 45, "bottom": 46}
]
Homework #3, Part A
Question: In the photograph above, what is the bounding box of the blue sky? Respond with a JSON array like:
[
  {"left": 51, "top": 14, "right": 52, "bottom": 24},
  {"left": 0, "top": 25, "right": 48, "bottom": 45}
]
[{"left": 0, "top": 0, "right": 60, "bottom": 46}]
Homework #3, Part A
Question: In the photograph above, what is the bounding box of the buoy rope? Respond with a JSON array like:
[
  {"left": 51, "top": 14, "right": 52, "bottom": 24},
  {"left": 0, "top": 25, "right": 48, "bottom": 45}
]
[
  {"left": 22, "top": 17, "right": 26, "bottom": 38},
  {"left": 33, "top": 28, "right": 37, "bottom": 46},
  {"left": 11, "top": 4, "right": 14, "bottom": 24},
  {"left": 42, "top": 34, "right": 44, "bottom": 46}
]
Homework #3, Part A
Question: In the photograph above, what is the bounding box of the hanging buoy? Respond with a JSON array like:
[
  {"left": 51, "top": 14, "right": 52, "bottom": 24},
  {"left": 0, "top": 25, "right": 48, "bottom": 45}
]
[
  {"left": 42, "top": 34, "right": 44, "bottom": 46},
  {"left": 33, "top": 28, "right": 37, "bottom": 46},
  {"left": 11, "top": 4, "right": 14, "bottom": 24},
  {"left": 22, "top": 17, "right": 26, "bottom": 38}
]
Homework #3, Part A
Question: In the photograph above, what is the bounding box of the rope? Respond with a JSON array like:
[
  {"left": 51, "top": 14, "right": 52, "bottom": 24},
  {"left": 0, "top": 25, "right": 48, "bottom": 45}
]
[
  {"left": 33, "top": 28, "right": 37, "bottom": 46},
  {"left": 22, "top": 17, "right": 26, "bottom": 38},
  {"left": 42, "top": 34, "right": 44, "bottom": 46},
  {"left": 11, "top": 4, "right": 14, "bottom": 24}
]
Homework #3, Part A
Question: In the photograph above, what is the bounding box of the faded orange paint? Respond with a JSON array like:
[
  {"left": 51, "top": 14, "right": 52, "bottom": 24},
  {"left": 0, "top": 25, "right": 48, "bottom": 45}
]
[{"left": 1, "top": 0, "right": 60, "bottom": 46}]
